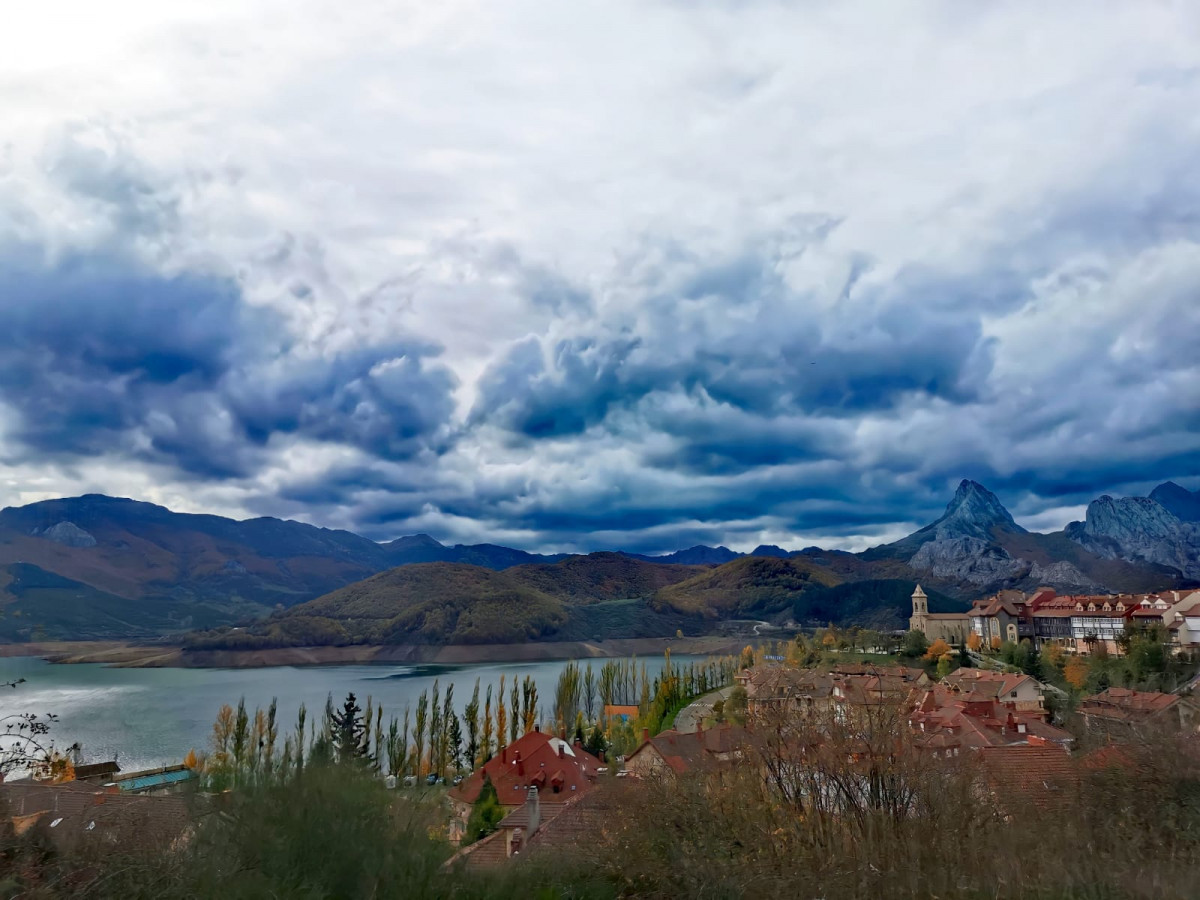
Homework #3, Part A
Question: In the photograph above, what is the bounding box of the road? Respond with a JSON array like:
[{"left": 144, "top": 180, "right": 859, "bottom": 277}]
[{"left": 673, "top": 685, "right": 737, "bottom": 734}]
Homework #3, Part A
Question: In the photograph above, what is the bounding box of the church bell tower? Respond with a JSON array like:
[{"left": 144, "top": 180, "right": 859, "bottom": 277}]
[{"left": 910, "top": 584, "right": 929, "bottom": 633}]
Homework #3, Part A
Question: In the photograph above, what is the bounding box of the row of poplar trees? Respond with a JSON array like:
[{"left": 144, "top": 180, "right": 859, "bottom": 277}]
[{"left": 198, "top": 653, "right": 739, "bottom": 787}]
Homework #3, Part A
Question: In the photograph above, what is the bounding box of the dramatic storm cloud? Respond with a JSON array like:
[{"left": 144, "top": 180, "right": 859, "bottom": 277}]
[{"left": 1, "top": 1, "right": 1198, "bottom": 551}]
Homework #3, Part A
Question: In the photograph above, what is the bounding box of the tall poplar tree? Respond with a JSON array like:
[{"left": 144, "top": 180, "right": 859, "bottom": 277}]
[
  {"left": 464, "top": 679, "right": 480, "bottom": 770},
  {"left": 480, "top": 684, "right": 494, "bottom": 766},
  {"left": 509, "top": 677, "right": 520, "bottom": 744},
  {"left": 496, "top": 675, "right": 508, "bottom": 751},
  {"left": 414, "top": 690, "right": 429, "bottom": 776}
]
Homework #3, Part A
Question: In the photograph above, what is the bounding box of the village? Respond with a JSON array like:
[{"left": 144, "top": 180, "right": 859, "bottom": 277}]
[{"left": 6, "top": 584, "right": 1198, "bottom": 889}]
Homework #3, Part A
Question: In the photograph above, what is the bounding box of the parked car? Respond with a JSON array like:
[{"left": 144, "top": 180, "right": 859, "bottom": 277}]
[
  {"left": 452, "top": 775, "right": 463, "bottom": 786},
  {"left": 425, "top": 773, "right": 440, "bottom": 786}
]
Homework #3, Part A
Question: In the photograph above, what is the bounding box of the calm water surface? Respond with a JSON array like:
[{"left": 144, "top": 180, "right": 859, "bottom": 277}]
[{"left": 0, "top": 654, "right": 693, "bottom": 771}]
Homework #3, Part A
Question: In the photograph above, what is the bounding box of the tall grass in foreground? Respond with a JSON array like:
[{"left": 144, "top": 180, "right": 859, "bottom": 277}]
[{"left": 0, "top": 763, "right": 612, "bottom": 899}]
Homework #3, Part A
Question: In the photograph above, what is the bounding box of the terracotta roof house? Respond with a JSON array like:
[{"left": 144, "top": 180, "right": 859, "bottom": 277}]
[
  {"left": 741, "top": 666, "right": 836, "bottom": 717},
  {"left": 447, "top": 728, "right": 603, "bottom": 844},
  {"left": 446, "top": 786, "right": 544, "bottom": 871},
  {"left": 625, "top": 724, "right": 744, "bottom": 777},
  {"left": 940, "top": 669, "right": 1046, "bottom": 715},
  {"left": 906, "top": 686, "right": 1072, "bottom": 754},
  {"left": 830, "top": 664, "right": 929, "bottom": 684},
  {"left": 1, "top": 781, "right": 192, "bottom": 853},
  {"left": 976, "top": 744, "right": 1079, "bottom": 812},
  {"left": 1077, "top": 688, "right": 1200, "bottom": 733},
  {"left": 447, "top": 784, "right": 619, "bottom": 872}
]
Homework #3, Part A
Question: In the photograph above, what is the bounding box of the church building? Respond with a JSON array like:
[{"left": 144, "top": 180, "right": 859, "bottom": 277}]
[{"left": 909, "top": 584, "right": 970, "bottom": 643}]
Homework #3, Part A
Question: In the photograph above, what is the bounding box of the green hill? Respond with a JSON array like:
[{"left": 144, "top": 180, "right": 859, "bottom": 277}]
[
  {"left": 790, "top": 579, "right": 962, "bottom": 631},
  {"left": 189, "top": 563, "right": 566, "bottom": 648},
  {"left": 651, "top": 556, "right": 842, "bottom": 618}
]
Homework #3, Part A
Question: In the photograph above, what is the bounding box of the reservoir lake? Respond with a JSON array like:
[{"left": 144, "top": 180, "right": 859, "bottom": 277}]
[{"left": 0, "top": 654, "right": 693, "bottom": 772}]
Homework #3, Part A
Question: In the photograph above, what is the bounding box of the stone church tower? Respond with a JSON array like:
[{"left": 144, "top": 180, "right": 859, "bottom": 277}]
[
  {"left": 909, "top": 584, "right": 929, "bottom": 633},
  {"left": 908, "top": 583, "right": 969, "bottom": 642}
]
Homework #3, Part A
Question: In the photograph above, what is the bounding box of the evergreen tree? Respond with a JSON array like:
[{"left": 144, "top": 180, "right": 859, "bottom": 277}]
[
  {"left": 331, "top": 693, "right": 367, "bottom": 762},
  {"left": 957, "top": 640, "right": 973, "bottom": 668},
  {"left": 583, "top": 720, "right": 606, "bottom": 760},
  {"left": 464, "top": 773, "right": 504, "bottom": 845},
  {"left": 1020, "top": 640, "right": 1041, "bottom": 677}
]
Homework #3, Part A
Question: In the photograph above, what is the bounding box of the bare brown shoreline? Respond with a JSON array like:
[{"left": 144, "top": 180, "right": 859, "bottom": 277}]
[{"left": 0, "top": 636, "right": 746, "bottom": 669}]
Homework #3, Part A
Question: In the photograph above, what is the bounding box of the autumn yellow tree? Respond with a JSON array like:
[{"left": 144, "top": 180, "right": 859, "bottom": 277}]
[
  {"left": 1043, "top": 642, "right": 1066, "bottom": 670},
  {"left": 966, "top": 632, "right": 982, "bottom": 653},
  {"left": 1064, "top": 655, "right": 1089, "bottom": 690},
  {"left": 924, "top": 639, "right": 953, "bottom": 661},
  {"left": 989, "top": 635, "right": 1002, "bottom": 652}
]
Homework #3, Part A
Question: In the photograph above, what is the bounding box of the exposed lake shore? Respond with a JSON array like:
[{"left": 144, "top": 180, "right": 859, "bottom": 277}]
[{"left": 0, "top": 636, "right": 745, "bottom": 668}]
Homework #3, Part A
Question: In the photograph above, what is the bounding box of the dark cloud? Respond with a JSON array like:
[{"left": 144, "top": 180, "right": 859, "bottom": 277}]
[
  {"left": 0, "top": 244, "right": 457, "bottom": 478},
  {"left": 471, "top": 244, "right": 994, "bottom": 451}
]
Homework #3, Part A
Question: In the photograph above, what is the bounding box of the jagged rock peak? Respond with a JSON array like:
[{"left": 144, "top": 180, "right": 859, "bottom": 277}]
[
  {"left": 32, "top": 521, "right": 98, "bottom": 548},
  {"left": 933, "top": 480, "right": 1024, "bottom": 540},
  {"left": 1150, "top": 481, "right": 1200, "bottom": 523},
  {"left": 1078, "top": 494, "right": 1181, "bottom": 540}
]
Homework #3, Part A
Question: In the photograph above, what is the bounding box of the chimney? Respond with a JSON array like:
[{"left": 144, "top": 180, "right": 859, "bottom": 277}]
[
  {"left": 573, "top": 738, "right": 583, "bottom": 752},
  {"left": 534, "top": 723, "right": 540, "bottom": 732},
  {"left": 515, "top": 749, "right": 524, "bottom": 776},
  {"left": 502, "top": 746, "right": 507, "bottom": 764},
  {"left": 642, "top": 727, "right": 650, "bottom": 744},
  {"left": 696, "top": 718, "right": 704, "bottom": 736},
  {"left": 558, "top": 741, "right": 564, "bottom": 759},
  {"left": 525, "top": 785, "right": 541, "bottom": 835}
]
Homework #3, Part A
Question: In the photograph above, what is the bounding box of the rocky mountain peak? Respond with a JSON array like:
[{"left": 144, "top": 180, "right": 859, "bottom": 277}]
[
  {"left": 1150, "top": 481, "right": 1200, "bottom": 523},
  {"left": 932, "top": 480, "right": 1024, "bottom": 540},
  {"left": 1065, "top": 493, "right": 1199, "bottom": 579}
]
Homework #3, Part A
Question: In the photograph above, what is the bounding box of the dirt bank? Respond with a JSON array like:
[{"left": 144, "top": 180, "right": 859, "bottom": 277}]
[{"left": 0, "top": 636, "right": 746, "bottom": 669}]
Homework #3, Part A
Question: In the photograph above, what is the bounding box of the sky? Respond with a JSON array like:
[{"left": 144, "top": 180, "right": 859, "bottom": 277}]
[{"left": 1, "top": 1, "right": 1199, "bottom": 554}]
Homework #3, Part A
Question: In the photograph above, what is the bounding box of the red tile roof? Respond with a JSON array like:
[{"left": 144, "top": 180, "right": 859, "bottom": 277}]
[
  {"left": 906, "top": 686, "right": 1071, "bottom": 750},
  {"left": 627, "top": 724, "right": 745, "bottom": 774},
  {"left": 448, "top": 729, "right": 603, "bottom": 807},
  {"left": 1078, "top": 688, "right": 1181, "bottom": 722},
  {"left": 941, "top": 669, "right": 1040, "bottom": 704},
  {"left": 977, "top": 745, "right": 1079, "bottom": 809}
]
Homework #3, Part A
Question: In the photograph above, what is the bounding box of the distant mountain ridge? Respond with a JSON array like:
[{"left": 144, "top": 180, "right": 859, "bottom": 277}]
[
  {"left": 1065, "top": 487, "right": 1200, "bottom": 580},
  {"left": 0, "top": 479, "right": 1194, "bottom": 641}
]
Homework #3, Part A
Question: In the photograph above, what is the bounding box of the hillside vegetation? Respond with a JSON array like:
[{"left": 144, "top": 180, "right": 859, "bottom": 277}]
[
  {"left": 790, "top": 579, "right": 959, "bottom": 631},
  {"left": 651, "top": 556, "right": 841, "bottom": 618},
  {"left": 185, "top": 564, "right": 567, "bottom": 648},
  {"left": 506, "top": 552, "right": 701, "bottom": 603}
]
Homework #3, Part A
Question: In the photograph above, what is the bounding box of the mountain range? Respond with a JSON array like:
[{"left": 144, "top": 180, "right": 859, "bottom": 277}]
[{"left": 1, "top": 480, "right": 1197, "bottom": 642}]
